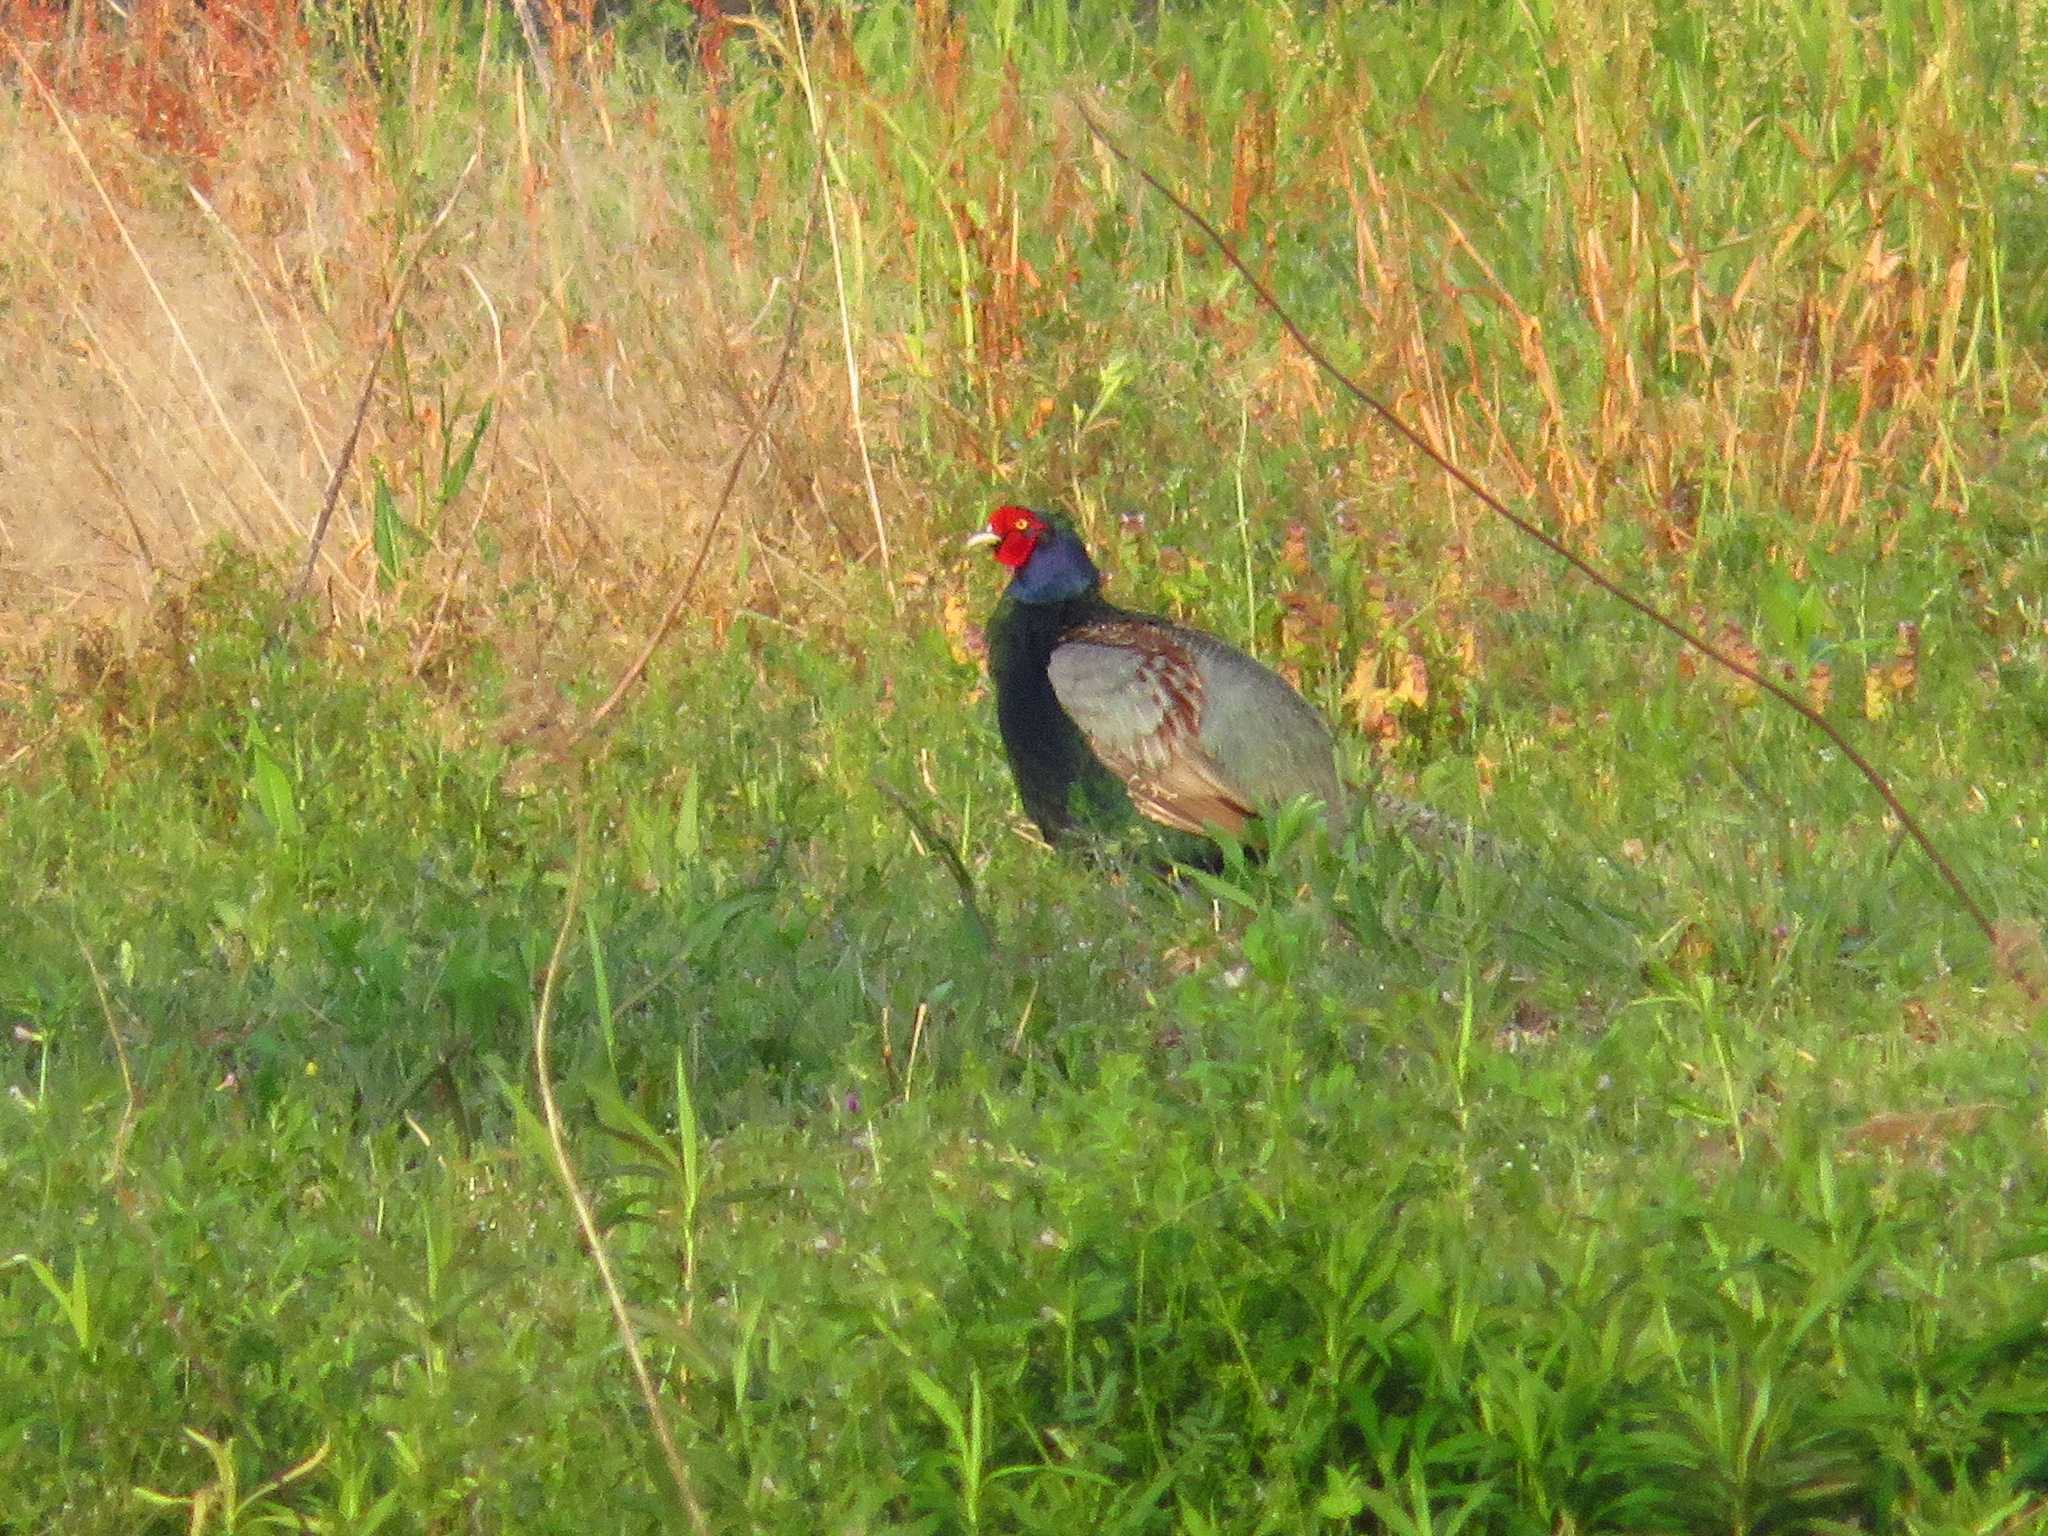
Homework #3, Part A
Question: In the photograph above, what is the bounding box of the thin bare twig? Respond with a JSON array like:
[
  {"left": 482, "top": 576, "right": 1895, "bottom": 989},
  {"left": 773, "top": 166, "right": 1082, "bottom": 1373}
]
[
  {"left": 291, "top": 146, "right": 482, "bottom": 604},
  {"left": 533, "top": 822, "right": 710, "bottom": 1534},
  {"left": 579, "top": 184, "right": 823, "bottom": 737},
  {"left": 874, "top": 776, "right": 996, "bottom": 952},
  {"left": 1074, "top": 102, "right": 2020, "bottom": 995}
]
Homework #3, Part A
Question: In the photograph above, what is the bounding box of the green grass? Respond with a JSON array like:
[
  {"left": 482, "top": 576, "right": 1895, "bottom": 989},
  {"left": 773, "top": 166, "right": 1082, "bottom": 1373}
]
[{"left": 5, "top": 0, "right": 2048, "bottom": 1531}]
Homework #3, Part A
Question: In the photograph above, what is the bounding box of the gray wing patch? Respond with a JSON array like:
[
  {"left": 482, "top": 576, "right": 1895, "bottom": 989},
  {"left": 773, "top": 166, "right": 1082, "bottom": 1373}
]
[
  {"left": 1049, "top": 618, "right": 1346, "bottom": 839},
  {"left": 1045, "top": 641, "right": 1190, "bottom": 770},
  {"left": 1048, "top": 631, "right": 1256, "bottom": 836}
]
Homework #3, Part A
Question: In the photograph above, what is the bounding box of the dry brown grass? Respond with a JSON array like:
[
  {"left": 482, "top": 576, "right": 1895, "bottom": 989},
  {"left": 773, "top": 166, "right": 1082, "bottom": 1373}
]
[
  {"left": 0, "top": 28, "right": 880, "bottom": 694},
  {"left": 0, "top": 105, "right": 319, "bottom": 623}
]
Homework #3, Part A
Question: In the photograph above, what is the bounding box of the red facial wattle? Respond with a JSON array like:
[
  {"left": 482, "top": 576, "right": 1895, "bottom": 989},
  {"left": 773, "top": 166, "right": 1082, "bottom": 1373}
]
[{"left": 989, "top": 505, "right": 1045, "bottom": 570}]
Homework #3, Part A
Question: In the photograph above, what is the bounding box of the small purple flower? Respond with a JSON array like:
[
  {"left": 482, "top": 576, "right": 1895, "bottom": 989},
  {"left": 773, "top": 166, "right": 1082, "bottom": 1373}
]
[{"left": 843, "top": 1092, "right": 861, "bottom": 1116}]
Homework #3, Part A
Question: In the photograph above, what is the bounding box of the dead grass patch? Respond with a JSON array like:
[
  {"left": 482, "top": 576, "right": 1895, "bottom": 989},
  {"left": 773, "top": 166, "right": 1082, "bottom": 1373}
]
[{"left": 0, "top": 70, "right": 880, "bottom": 704}]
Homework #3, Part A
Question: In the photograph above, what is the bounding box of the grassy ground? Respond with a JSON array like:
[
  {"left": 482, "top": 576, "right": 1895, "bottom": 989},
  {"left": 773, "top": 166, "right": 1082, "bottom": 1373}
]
[{"left": 4, "top": 0, "right": 2047, "bottom": 1530}]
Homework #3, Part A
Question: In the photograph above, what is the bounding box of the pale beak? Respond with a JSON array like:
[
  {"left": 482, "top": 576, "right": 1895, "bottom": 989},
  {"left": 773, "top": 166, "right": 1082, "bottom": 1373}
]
[{"left": 963, "top": 529, "right": 1000, "bottom": 551}]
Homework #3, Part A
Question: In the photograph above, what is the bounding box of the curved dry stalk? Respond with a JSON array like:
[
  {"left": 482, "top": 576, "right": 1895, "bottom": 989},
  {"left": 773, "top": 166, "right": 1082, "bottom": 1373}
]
[
  {"left": 533, "top": 824, "right": 710, "bottom": 1533},
  {"left": 291, "top": 146, "right": 482, "bottom": 605},
  {"left": 579, "top": 184, "right": 823, "bottom": 737},
  {"left": 1072, "top": 101, "right": 2023, "bottom": 1000}
]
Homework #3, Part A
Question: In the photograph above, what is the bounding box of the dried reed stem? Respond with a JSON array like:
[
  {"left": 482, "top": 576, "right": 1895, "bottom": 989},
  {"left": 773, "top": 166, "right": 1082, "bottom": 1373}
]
[
  {"left": 532, "top": 824, "right": 710, "bottom": 1534},
  {"left": 79, "top": 939, "right": 140, "bottom": 1188},
  {"left": 784, "top": 0, "right": 896, "bottom": 608}
]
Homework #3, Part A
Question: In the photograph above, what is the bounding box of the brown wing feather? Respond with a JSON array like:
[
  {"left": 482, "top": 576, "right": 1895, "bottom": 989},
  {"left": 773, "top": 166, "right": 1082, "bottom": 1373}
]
[
  {"left": 1125, "top": 758, "right": 1257, "bottom": 838},
  {"left": 1049, "top": 619, "right": 1259, "bottom": 837}
]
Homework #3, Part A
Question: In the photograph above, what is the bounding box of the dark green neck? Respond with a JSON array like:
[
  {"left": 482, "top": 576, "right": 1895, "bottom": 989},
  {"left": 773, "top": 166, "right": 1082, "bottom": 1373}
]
[{"left": 985, "top": 590, "right": 1130, "bottom": 841}]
